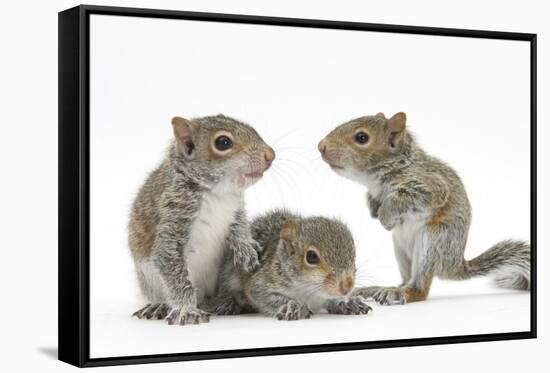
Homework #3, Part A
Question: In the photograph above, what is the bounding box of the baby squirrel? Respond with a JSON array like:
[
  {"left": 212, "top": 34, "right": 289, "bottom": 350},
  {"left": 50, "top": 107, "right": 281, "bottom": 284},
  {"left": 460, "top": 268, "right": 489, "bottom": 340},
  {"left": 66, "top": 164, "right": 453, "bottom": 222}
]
[
  {"left": 205, "top": 209, "right": 372, "bottom": 320},
  {"left": 318, "top": 112, "right": 530, "bottom": 305},
  {"left": 128, "top": 114, "right": 275, "bottom": 325}
]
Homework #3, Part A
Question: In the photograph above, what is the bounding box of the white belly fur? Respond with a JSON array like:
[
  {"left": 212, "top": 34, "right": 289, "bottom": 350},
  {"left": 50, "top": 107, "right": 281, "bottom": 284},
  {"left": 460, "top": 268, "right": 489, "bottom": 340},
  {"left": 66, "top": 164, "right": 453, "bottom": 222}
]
[
  {"left": 392, "top": 211, "right": 430, "bottom": 257},
  {"left": 186, "top": 183, "right": 243, "bottom": 297}
]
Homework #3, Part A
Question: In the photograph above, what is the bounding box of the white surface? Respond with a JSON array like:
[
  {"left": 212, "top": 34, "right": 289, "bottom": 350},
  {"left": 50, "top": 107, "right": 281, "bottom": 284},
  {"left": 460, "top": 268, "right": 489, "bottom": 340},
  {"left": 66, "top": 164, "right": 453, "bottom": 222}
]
[
  {"left": 92, "top": 278, "right": 529, "bottom": 358},
  {"left": 88, "top": 11, "right": 530, "bottom": 358},
  {"left": 0, "top": 0, "right": 547, "bottom": 372}
]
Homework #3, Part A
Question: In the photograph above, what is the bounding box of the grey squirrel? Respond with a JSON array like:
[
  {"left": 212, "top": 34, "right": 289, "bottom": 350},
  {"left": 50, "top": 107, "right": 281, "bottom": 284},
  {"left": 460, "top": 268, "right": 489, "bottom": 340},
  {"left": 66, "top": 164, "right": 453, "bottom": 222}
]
[
  {"left": 318, "top": 112, "right": 530, "bottom": 305},
  {"left": 128, "top": 114, "right": 275, "bottom": 325},
  {"left": 205, "top": 209, "right": 372, "bottom": 320}
]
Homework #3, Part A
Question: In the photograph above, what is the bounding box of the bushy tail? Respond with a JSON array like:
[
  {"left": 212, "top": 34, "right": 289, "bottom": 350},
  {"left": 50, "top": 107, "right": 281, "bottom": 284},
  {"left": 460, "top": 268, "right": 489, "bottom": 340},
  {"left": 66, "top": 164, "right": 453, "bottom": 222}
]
[{"left": 462, "top": 240, "right": 530, "bottom": 290}]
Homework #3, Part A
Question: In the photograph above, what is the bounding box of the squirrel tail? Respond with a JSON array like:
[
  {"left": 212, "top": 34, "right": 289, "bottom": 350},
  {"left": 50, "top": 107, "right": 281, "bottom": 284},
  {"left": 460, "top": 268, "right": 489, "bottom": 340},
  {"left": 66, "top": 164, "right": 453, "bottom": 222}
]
[{"left": 459, "top": 240, "right": 530, "bottom": 290}]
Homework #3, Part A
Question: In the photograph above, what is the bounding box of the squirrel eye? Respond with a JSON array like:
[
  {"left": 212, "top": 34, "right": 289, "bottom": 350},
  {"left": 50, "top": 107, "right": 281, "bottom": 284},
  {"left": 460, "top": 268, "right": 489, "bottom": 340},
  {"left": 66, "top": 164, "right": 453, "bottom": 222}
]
[
  {"left": 354, "top": 131, "right": 369, "bottom": 145},
  {"left": 214, "top": 135, "right": 233, "bottom": 151},
  {"left": 305, "top": 250, "right": 320, "bottom": 265}
]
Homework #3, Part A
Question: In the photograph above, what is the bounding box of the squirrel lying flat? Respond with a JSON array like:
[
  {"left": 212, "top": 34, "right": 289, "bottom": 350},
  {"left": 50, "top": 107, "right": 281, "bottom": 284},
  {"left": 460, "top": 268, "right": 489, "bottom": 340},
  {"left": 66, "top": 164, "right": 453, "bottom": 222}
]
[
  {"left": 318, "top": 112, "right": 530, "bottom": 305},
  {"left": 129, "top": 114, "right": 275, "bottom": 325},
  {"left": 205, "top": 209, "right": 372, "bottom": 320}
]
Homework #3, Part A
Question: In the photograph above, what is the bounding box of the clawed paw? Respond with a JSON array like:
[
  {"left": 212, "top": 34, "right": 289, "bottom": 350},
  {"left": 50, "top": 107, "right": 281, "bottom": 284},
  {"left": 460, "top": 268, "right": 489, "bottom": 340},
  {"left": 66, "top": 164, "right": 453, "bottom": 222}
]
[
  {"left": 378, "top": 210, "right": 400, "bottom": 231},
  {"left": 327, "top": 296, "right": 372, "bottom": 315},
  {"left": 165, "top": 307, "right": 210, "bottom": 325},
  {"left": 211, "top": 298, "right": 242, "bottom": 316},
  {"left": 233, "top": 244, "right": 260, "bottom": 272},
  {"left": 373, "top": 287, "right": 406, "bottom": 305},
  {"left": 275, "top": 300, "right": 313, "bottom": 321},
  {"left": 132, "top": 303, "right": 170, "bottom": 320}
]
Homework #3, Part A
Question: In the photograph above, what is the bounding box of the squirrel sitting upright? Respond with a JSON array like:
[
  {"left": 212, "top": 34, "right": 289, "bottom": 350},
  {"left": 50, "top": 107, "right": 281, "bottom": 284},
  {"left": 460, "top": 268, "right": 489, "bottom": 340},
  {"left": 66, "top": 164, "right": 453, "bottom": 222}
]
[
  {"left": 318, "top": 112, "right": 530, "bottom": 305},
  {"left": 205, "top": 209, "right": 372, "bottom": 320},
  {"left": 129, "top": 114, "right": 275, "bottom": 325}
]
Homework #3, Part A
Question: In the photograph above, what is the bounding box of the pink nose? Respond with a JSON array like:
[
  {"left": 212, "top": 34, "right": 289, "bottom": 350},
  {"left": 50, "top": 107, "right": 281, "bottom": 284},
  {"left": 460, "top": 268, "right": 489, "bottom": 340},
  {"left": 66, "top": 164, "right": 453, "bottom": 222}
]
[
  {"left": 338, "top": 276, "right": 354, "bottom": 295},
  {"left": 264, "top": 147, "right": 275, "bottom": 169},
  {"left": 318, "top": 139, "right": 327, "bottom": 154}
]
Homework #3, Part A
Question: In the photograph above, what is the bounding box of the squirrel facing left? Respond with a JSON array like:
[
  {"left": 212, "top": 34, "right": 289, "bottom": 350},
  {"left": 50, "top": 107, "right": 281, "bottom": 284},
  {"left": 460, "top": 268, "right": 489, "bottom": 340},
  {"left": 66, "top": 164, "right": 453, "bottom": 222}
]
[
  {"left": 205, "top": 209, "right": 372, "bottom": 320},
  {"left": 318, "top": 112, "right": 530, "bottom": 305},
  {"left": 128, "top": 114, "right": 275, "bottom": 325}
]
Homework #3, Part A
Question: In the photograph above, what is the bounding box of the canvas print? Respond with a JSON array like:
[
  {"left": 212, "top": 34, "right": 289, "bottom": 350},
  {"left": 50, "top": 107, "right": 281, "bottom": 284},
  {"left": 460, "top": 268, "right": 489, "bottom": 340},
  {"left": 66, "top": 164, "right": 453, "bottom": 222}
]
[{"left": 79, "top": 10, "right": 533, "bottom": 361}]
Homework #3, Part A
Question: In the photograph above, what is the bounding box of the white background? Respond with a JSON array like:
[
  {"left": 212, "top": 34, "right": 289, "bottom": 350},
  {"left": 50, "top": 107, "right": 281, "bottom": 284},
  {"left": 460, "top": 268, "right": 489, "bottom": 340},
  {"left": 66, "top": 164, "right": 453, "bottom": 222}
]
[
  {"left": 0, "top": 0, "right": 547, "bottom": 372},
  {"left": 89, "top": 13, "right": 531, "bottom": 358}
]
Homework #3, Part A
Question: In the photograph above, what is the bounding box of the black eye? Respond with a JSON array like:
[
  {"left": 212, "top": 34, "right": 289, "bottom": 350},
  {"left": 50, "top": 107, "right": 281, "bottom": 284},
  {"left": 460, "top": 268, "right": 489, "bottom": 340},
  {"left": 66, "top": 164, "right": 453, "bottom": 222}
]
[
  {"left": 305, "top": 250, "right": 320, "bottom": 265},
  {"left": 214, "top": 135, "right": 233, "bottom": 151},
  {"left": 354, "top": 131, "right": 369, "bottom": 145}
]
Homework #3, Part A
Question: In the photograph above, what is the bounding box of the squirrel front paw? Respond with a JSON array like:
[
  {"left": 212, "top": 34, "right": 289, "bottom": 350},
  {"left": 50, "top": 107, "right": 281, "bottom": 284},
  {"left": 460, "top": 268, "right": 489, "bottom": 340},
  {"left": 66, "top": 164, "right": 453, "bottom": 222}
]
[
  {"left": 165, "top": 306, "right": 210, "bottom": 325},
  {"left": 378, "top": 206, "right": 401, "bottom": 231},
  {"left": 275, "top": 300, "right": 313, "bottom": 321},
  {"left": 232, "top": 241, "right": 261, "bottom": 272},
  {"left": 367, "top": 193, "right": 381, "bottom": 219},
  {"left": 327, "top": 296, "right": 373, "bottom": 315}
]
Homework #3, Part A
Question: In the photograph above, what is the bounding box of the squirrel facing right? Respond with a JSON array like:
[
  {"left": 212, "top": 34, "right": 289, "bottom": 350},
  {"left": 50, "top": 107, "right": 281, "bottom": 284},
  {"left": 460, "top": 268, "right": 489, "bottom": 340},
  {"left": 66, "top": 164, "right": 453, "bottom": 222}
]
[
  {"left": 205, "top": 209, "right": 372, "bottom": 320},
  {"left": 318, "top": 112, "right": 530, "bottom": 305}
]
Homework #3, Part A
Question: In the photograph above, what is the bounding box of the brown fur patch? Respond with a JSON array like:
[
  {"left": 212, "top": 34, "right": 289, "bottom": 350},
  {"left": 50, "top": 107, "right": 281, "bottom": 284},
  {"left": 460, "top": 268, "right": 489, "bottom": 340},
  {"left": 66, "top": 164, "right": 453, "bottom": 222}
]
[
  {"left": 129, "top": 220, "right": 155, "bottom": 258},
  {"left": 403, "top": 272, "right": 434, "bottom": 303},
  {"left": 426, "top": 202, "right": 451, "bottom": 229}
]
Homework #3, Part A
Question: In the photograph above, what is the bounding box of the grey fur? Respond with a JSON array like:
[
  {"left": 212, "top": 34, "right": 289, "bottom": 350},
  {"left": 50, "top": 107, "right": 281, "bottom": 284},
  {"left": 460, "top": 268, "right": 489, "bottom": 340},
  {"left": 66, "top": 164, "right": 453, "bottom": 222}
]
[
  {"left": 205, "top": 209, "right": 372, "bottom": 320},
  {"left": 319, "top": 113, "right": 530, "bottom": 305},
  {"left": 129, "top": 114, "right": 274, "bottom": 324}
]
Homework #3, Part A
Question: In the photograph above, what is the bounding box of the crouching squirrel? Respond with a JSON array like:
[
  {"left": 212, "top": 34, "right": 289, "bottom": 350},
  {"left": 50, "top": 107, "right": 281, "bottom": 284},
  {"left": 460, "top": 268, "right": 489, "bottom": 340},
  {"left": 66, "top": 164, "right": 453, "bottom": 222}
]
[
  {"left": 318, "top": 112, "right": 530, "bottom": 305},
  {"left": 129, "top": 114, "right": 275, "bottom": 325},
  {"left": 205, "top": 209, "right": 372, "bottom": 320}
]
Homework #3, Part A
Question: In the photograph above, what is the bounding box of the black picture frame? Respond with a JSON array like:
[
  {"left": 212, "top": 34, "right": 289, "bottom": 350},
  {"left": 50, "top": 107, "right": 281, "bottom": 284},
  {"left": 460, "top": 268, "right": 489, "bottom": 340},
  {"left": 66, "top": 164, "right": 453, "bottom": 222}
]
[{"left": 58, "top": 4, "right": 537, "bottom": 368}]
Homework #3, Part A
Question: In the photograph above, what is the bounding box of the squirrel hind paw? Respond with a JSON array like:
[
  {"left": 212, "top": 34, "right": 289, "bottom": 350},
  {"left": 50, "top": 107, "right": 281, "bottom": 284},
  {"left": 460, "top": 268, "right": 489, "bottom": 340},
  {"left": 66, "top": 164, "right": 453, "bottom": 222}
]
[
  {"left": 132, "top": 303, "right": 170, "bottom": 320},
  {"left": 165, "top": 307, "right": 211, "bottom": 325},
  {"left": 373, "top": 287, "right": 407, "bottom": 306}
]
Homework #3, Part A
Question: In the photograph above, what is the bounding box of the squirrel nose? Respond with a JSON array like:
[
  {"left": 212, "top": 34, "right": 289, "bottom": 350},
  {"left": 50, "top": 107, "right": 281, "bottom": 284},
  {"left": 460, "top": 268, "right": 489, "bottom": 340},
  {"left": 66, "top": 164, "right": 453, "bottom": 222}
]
[
  {"left": 318, "top": 139, "right": 327, "bottom": 154},
  {"left": 338, "top": 276, "right": 355, "bottom": 296},
  {"left": 264, "top": 147, "right": 275, "bottom": 169}
]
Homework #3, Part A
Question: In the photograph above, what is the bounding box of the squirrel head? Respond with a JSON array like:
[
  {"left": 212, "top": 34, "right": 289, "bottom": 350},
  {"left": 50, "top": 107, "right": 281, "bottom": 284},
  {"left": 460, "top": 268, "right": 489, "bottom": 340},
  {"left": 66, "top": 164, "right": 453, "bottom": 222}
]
[
  {"left": 171, "top": 114, "right": 275, "bottom": 189},
  {"left": 318, "top": 112, "right": 409, "bottom": 176},
  {"left": 279, "top": 216, "right": 356, "bottom": 298}
]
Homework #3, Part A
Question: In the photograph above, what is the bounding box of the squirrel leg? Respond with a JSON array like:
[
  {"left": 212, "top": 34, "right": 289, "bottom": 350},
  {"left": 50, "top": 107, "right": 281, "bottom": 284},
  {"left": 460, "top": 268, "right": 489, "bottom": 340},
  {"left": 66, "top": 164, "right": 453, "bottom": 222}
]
[
  {"left": 226, "top": 209, "right": 261, "bottom": 272},
  {"left": 393, "top": 236, "right": 412, "bottom": 286},
  {"left": 247, "top": 284, "right": 312, "bottom": 320},
  {"left": 151, "top": 232, "right": 210, "bottom": 325},
  {"left": 373, "top": 232, "right": 435, "bottom": 305},
  {"left": 377, "top": 245, "right": 434, "bottom": 305}
]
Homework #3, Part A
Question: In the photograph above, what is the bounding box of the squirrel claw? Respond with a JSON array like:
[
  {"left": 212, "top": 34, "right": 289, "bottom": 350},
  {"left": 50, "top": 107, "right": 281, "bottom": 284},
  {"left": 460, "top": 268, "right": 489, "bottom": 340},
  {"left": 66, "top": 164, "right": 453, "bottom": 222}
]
[
  {"left": 275, "top": 300, "right": 313, "bottom": 321},
  {"left": 327, "top": 296, "right": 373, "bottom": 315},
  {"left": 132, "top": 303, "right": 170, "bottom": 320},
  {"left": 165, "top": 307, "right": 210, "bottom": 325}
]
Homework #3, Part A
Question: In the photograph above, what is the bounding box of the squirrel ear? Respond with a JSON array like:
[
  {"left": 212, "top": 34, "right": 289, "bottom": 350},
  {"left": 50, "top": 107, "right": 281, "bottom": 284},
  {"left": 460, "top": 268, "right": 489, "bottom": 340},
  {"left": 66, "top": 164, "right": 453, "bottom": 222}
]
[
  {"left": 376, "top": 112, "right": 386, "bottom": 118},
  {"left": 386, "top": 112, "right": 407, "bottom": 150},
  {"left": 280, "top": 219, "right": 301, "bottom": 243},
  {"left": 171, "top": 116, "right": 196, "bottom": 158}
]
